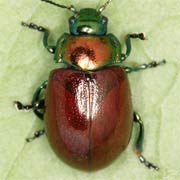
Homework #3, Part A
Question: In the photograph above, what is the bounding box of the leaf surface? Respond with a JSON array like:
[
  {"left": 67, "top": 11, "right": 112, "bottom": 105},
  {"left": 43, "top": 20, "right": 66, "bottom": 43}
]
[{"left": 0, "top": 0, "right": 180, "bottom": 180}]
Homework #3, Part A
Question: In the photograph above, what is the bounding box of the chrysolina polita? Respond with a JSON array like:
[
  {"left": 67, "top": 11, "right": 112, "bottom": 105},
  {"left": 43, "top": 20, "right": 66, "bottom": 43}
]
[{"left": 14, "top": 0, "right": 166, "bottom": 171}]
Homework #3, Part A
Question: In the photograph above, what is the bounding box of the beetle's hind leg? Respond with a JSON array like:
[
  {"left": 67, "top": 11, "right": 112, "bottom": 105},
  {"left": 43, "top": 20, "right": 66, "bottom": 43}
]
[
  {"left": 133, "top": 112, "right": 159, "bottom": 171},
  {"left": 26, "top": 129, "right": 45, "bottom": 142}
]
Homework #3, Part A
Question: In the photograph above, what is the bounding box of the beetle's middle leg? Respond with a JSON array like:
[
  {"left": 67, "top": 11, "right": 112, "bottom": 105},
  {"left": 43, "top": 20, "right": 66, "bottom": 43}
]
[
  {"left": 14, "top": 80, "right": 47, "bottom": 120},
  {"left": 21, "top": 22, "right": 55, "bottom": 54},
  {"left": 133, "top": 112, "right": 159, "bottom": 171},
  {"left": 121, "top": 33, "right": 146, "bottom": 61},
  {"left": 124, "top": 59, "right": 166, "bottom": 73}
]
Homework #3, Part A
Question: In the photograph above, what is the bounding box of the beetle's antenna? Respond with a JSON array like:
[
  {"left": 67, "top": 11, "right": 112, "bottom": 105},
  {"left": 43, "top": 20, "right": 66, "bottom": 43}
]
[
  {"left": 41, "top": 0, "right": 78, "bottom": 14},
  {"left": 98, "top": 0, "right": 112, "bottom": 13}
]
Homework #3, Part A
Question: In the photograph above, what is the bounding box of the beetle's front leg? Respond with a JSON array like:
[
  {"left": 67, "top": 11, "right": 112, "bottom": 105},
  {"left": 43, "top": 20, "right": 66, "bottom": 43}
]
[
  {"left": 21, "top": 22, "right": 55, "bottom": 54},
  {"left": 133, "top": 112, "right": 159, "bottom": 171},
  {"left": 121, "top": 33, "right": 146, "bottom": 61},
  {"left": 124, "top": 59, "right": 166, "bottom": 73}
]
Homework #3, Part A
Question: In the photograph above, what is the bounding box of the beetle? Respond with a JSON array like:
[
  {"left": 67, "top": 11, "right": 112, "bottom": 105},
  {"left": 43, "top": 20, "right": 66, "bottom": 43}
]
[{"left": 14, "top": 0, "right": 166, "bottom": 171}]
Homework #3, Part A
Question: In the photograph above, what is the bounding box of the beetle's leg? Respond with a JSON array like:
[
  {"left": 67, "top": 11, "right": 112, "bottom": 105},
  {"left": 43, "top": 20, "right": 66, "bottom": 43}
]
[
  {"left": 124, "top": 59, "right": 166, "bottom": 73},
  {"left": 14, "top": 101, "right": 33, "bottom": 112},
  {"left": 14, "top": 100, "right": 44, "bottom": 111},
  {"left": 31, "top": 80, "right": 47, "bottom": 120},
  {"left": 133, "top": 112, "right": 159, "bottom": 171},
  {"left": 14, "top": 80, "right": 47, "bottom": 120},
  {"left": 53, "top": 33, "right": 70, "bottom": 63},
  {"left": 15, "top": 81, "right": 47, "bottom": 142},
  {"left": 121, "top": 33, "right": 146, "bottom": 62},
  {"left": 21, "top": 22, "right": 55, "bottom": 54},
  {"left": 26, "top": 129, "right": 45, "bottom": 142}
]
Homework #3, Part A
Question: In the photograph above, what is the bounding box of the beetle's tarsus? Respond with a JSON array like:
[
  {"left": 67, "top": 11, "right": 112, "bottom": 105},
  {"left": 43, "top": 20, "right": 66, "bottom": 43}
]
[
  {"left": 129, "top": 33, "right": 146, "bottom": 40},
  {"left": 14, "top": 101, "right": 32, "bottom": 112},
  {"left": 140, "top": 59, "right": 166, "bottom": 69},
  {"left": 148, "top": 59, "right": 166, "bottom": 68},
  {"left": 26, "top": 129, "right": 45, "bottom": 142},
  {"left": 21, "top": 22, "right": 45, "bottom": 32},
  {"left": 125, "top": 59, "right": 166, "bottom": 73},
  {"left": 21, "top": 21, "right": 55, "bottom": 54},
  {"left": 139, "top": 155, "right": 159, "bottom": 171}
]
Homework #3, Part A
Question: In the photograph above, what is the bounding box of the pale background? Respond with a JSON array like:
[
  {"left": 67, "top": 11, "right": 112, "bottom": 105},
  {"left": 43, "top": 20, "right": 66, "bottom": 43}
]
[{"left": 0, "top": 0, "right": 180, "bottom": 180}]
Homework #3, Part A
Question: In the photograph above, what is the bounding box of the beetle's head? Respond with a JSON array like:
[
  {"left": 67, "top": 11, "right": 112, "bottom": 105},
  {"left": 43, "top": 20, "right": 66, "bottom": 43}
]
[
  {"left": 41, "top": 0, "right": 112, "bottom": 35},
  {"left": 69, "top": 8, "right": 108, "bottom": 35}
]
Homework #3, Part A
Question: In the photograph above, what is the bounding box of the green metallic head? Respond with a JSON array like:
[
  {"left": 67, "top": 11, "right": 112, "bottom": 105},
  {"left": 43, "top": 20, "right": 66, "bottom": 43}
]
[
  {"left": 41, "top": 0, "right": 112, "bottom": 35},
  {"left": 69, "top": 8, "right": 108, "bottom": 35}
]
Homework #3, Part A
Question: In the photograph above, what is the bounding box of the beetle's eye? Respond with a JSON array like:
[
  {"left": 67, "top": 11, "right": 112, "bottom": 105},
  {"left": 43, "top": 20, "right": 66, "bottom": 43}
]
[
  {"left": 69, "top": 16, "right": 75, "bottom": 24},
  {"left": 102, "top": 17, "right": 108, "bottom": 24}
]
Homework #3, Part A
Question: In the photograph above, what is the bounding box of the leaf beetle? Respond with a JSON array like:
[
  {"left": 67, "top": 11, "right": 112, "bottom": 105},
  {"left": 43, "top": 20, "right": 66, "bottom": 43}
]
[{"left": 14, "top": 0, "right": 166, "bottom": 171}]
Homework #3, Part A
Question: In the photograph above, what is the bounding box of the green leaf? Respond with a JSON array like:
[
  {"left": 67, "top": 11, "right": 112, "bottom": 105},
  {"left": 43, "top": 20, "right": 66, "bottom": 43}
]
[{"left": 0, "top": 0, "right": 180, "bottom": 180}]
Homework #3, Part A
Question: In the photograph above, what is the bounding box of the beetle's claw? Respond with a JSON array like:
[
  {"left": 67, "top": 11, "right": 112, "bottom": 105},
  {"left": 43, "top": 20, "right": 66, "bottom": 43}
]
[
  {"left": 144, "top": 160, "right": 159, "bottom": 171},
  {"left": 138, "top": 33, "right": 147, "bottom": 40},
  {"left": 159, "top": 59, "right": 166, "bottom": 65},
  {"left": 26, "top": 137, "right": 34, "bottom": 142},
  {"left": 129, "top": 33, "right": 147, "bottom": 40},
  {"left": 14, "top": 101, "right": 24, "bottom": 111},
  {"left": 21, "top": 22, "right": 29, "bottom": 27}
]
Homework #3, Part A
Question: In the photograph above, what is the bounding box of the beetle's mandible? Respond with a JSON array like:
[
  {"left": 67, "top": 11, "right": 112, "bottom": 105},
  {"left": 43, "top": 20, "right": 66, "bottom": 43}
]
[{"left": 14, "top": 0, "right": 166, "bottom": 171}]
